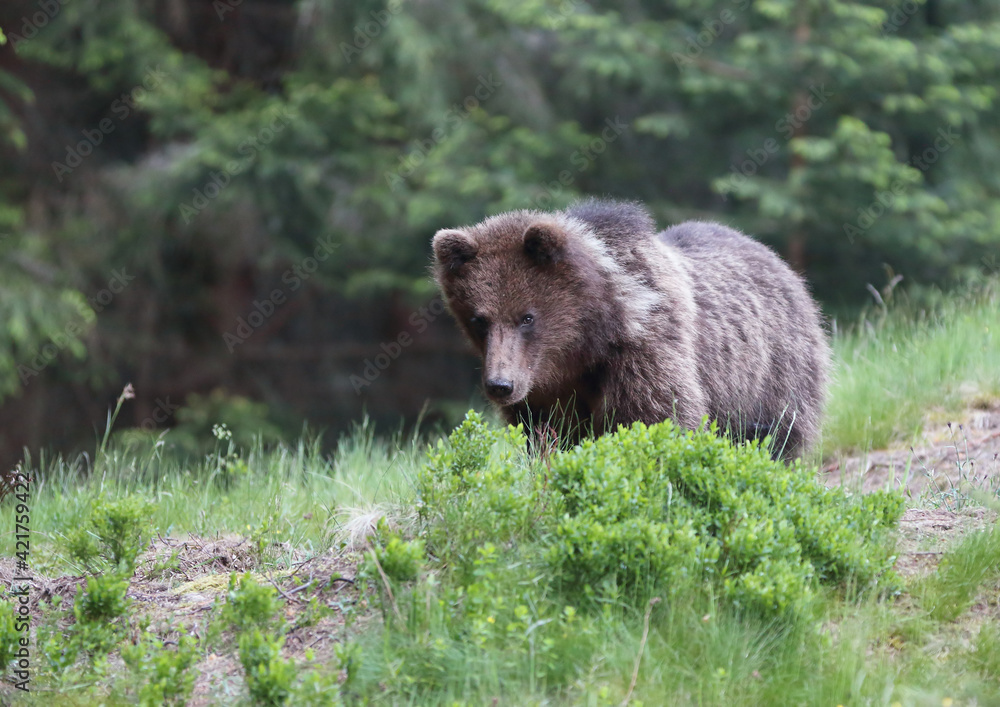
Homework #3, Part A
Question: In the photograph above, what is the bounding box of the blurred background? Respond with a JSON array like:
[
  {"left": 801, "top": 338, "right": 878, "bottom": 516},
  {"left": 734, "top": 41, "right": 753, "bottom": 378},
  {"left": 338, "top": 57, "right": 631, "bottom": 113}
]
[{"left": 0, "top": 0, "right": 997, "bottom": 468}]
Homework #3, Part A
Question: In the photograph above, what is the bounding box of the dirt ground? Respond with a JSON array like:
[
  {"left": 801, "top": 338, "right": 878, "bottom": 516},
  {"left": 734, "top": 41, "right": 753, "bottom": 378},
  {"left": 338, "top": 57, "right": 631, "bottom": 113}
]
[
  {"left": 823, "top": 399, "right": 1000, "bottom": 499},
  {"left": 0, "top": 536, "right": 364, "bottom": 705},
  {"left": 4, "top": 403, "right": 999, "bottom": 702}
]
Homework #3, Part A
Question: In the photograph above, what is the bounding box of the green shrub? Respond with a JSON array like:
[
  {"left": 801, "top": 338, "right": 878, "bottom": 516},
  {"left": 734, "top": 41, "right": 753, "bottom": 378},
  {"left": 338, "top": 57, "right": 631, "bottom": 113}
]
[
  {"left": 416, "top": 415, "right": 537, "bottom": 583},
  {"left": 72, "top": 572, "right": 131, "bottom": 659},
  {"left": 36, "top": 597, "right": 80, "bottom": 675},
  {"left": 65, "top": 495, "right": 155, "bottom": 574},
  {"left": 238, "top": 628, "right": 296, "bottom": 706},
  {"left": 222, "top": 573, "right": 282, "bottom": 634},
  {"left": 0, "top": 600, "right": 21, "bottom": 674},
  {"left": 361, "top": 522, "right": 426, "bottom": 586},
  {"left": 419, "top": 412, "right": 903, "bottom": 620},
  {"left": 546, "top": 419, "right": 904, "bottom": 616},
  {"left": 121, "top": 632, "right": 198, "bottom": 707}
]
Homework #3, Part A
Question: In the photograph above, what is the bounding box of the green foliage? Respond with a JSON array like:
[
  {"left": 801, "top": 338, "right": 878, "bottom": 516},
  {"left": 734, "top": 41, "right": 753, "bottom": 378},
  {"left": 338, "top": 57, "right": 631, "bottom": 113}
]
[
  {"left": 0, "top": 254, "right": 94, "bottom": 401},
  {"left": 916, "top": 524, "right": 1000, "bottom": 622},
  {"left": 419, "top": 412, "right": 903, "bottom": 619},
  {"left": 0, "top": 600, "right": 20, "bottom": 674},
  {"left": 121, "top": 633, "right": 198, "bottom": 707},
  {"left": 972, "top": 623, "right": 1000, "bottom": 681},
  {"left": 292, "top": 665, "right": 344, "bottom": 707},
  {"left": 417, "top": 413, "right": 537, "bottom": 582},
  {"left": 238, "top": 629, "right": 297, "bottom": 707},
  {"left": 36, "top": 572, "right": 132, "bottom": 671},
  {"left": 362, "top": 530, "right": 426, "bottom": 584},
  {"left": 355, "top": 411, "right": 905, "bottom": 700},
  {"left": 547, "top": 419, "right": 903, "bottom": 616},
  {"left": 65, "top": 495, "right": 155, "bottom": 574},
  {"left": 75, "top": 572, "right": 130, "bottom": 625},
  {"left": 36, "top": 597, "right": 80, "bottom": 676},
  {"left": 222, "top": 573, "right": 282, "bottom": 635}
]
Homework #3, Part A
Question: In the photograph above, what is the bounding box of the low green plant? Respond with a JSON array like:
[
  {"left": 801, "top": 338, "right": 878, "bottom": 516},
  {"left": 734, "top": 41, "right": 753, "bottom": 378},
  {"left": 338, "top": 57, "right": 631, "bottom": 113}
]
[
  {"left": 65, "top": 495, "right": 155, "bottom": 574},
  {"left": 238, "top": 628, "right": 296, "bottom": 706},
  {"left": 221, "top": 573, "right": 312, "bottom": 706},
  {"left": 416, "top": 417, "right": 536, "bottom": 583},
  {"left": 418, "top": 412, "right": 902, "bottom": 620},
  {"left": 72, "top": 572, "right": 131, "bottom": 660},
  {"left": 357, "top": 411, "right": 906, "bottom": 701},
  {"left": 293, "top": 662, "right": 344, "bottom": 706},
  {"left": 292, "top": 595, "right": 333, "bottom": 630},
  {"left": 546, "top": 418, "right": 904, "bottom": 616},
  {"left": 222, "top": 573, "right": 282, "bottom": 634},
  {"left": 972, "top": 623, "right": 1000, "bottom": 680},
  {"left": 121, "top": 632, "right": 198, "bottom": 706},
  {"left": 0, "top": 600, "right": 21, "bottom": 674},
  {"left": 360, "top": 522, "right": 425, "bottom": 585},
  {"left": 36, "top": 596, "right": 80, "bottom": 676}
]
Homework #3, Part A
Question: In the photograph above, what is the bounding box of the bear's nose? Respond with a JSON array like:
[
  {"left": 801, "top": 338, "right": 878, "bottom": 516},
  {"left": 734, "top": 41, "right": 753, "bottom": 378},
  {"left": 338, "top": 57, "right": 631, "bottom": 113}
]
[{"left": 485, "top": 379, "right": 514, "bottom": 399}]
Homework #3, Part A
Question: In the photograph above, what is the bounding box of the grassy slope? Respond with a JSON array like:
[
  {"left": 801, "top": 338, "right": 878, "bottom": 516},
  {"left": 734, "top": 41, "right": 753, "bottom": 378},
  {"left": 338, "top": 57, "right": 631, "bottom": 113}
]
[
  {"left": 823, "top": 278, "right": 1000, "bottom": 453},
  {"left": 2, "top": 279, "right": 1000, "bottom": 705}
]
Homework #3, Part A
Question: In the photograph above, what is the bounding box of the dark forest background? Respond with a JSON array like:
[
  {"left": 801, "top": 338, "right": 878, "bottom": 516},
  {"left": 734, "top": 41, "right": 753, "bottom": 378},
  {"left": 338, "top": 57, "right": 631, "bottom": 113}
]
[{"left": 0, "top": 0, "right": 997, "bottom": 467}]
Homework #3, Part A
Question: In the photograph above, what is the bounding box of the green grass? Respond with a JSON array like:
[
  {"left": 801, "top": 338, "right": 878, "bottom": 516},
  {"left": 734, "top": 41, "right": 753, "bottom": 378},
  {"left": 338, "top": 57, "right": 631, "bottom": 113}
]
[
  {"left": 1, "top": 418, "right": 423, "bottom": 570},
  {"left": 915, "top": 524, "right": 1000, "bottom": 622},
  {"left": 824, "top": 278, "right": 1000, "bottom": 453},
  {"left": 3, "top": 278, "right": 1000, "bottom": 706}
]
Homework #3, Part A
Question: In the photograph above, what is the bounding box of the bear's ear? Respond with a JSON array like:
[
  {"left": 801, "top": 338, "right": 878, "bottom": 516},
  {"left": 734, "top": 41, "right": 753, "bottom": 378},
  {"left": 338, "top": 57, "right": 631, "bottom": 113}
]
[
  {"left": 433, "top": 229, "right": 478, "bottom": 272},
  {"left": 523, "top": 222, "right": 566, "bottom": 265}
]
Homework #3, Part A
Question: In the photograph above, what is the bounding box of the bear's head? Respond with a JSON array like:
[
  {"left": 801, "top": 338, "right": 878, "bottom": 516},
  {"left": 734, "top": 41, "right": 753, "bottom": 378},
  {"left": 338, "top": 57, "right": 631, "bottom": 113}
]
[{"left": 432, "top": 212, "right": 611, "bottom": 407}]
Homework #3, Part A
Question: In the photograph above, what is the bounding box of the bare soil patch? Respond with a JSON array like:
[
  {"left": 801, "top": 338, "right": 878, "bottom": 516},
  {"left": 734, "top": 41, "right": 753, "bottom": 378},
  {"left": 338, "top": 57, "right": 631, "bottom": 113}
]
[
  {"left": 2, "top": 534, "right": 363, "bottom": 705},
  {"left": 824, "top": 401, "right": 1000, "bottom": 498}
]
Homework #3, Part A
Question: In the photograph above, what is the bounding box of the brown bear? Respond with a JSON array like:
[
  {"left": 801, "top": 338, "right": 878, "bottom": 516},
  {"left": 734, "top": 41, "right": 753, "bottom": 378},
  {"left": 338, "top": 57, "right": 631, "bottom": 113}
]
[{"left": 431, "top": 199, "right": 830, "bottom": 459}]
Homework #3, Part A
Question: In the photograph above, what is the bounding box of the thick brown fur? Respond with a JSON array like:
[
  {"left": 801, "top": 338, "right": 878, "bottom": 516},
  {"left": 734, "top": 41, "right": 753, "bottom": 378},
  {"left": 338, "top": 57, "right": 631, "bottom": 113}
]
[{"left": 431, "top": 199, "right": 830, "bottom": 459}]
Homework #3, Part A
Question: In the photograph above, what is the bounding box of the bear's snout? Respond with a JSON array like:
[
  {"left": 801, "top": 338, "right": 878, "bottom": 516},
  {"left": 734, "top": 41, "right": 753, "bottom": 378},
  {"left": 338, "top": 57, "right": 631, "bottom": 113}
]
[{"left": 485, "top": 378, "right": 514, "bottom": 401}]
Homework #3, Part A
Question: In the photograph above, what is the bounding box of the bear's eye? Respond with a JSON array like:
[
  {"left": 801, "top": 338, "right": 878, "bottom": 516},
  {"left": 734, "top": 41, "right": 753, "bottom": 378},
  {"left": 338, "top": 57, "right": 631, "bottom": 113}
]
[
  {"left": 520, "top": 314, "right": 534, "bottom": 327},
  {"left": 469, "top": 315, "right": 489, "bottom": 337}
]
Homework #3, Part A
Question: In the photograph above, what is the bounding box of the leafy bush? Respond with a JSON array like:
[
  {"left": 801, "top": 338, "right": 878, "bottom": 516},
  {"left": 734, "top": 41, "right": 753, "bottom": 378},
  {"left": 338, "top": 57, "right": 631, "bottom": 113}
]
[
  {"left": 360, "top": 522, "right": 426, "bottom": 585},
  {"left": 65, "top": 495, "right": 155, "bottom": 574},
  {"left": 417, "top": 417, "right": 538, "bottom": 583},
  {"left": 71, "top": 573, "right": 131, "bottom": 660},
  {"left": 222, "top": 573, "right": 282, "bottom": 635},
  {"left": 419, "top": 412, "right": 903, "bottom": 619},
  {"left": 121, "top": 632, "right": 198, "bottom": 707},
  {"left": 238, "top": 629, "right": 296, "bottom": 707},
  {"left": 546, "top": 419, "right": 904, "bottom": 616},
  {"left": 0, "top": 600, "right": 20, "bottom": 674},
  {"left": 360, "top": 412, "right": 904, "bottom": 699}
]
